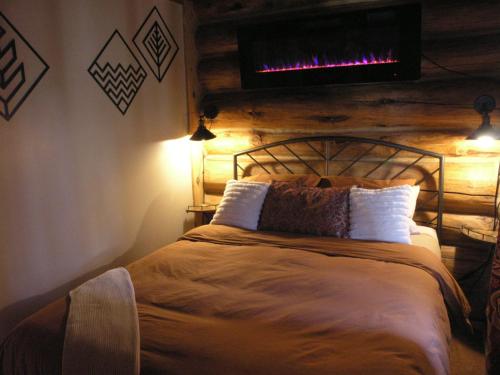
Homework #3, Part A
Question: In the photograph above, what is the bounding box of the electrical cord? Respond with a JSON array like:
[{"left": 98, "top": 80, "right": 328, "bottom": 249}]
[
  {"left": 421, "top": 52, "right": 500, "bottom": 86},
  {"left": 421, "top": 53, "right": 473, "bottom": 77}
]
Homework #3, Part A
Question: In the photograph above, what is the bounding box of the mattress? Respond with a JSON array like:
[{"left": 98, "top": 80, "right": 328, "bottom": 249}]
[
  {"left": 0, "top": 225, "right": 469, "bottom": 375},
  {"left": 411, "top": 225, "right": 441, "bottom": 259}
]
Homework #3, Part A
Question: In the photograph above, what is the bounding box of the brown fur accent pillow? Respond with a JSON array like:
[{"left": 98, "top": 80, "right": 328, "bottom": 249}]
[
  {"left": 319, "top": 175, "right": 416, "bottom": 189},
  {"left": 243, "top": 174, "right": 321, "bottom": 187},
  {"left": 259, "top": 182, "right": 350, "bottom": 237}
]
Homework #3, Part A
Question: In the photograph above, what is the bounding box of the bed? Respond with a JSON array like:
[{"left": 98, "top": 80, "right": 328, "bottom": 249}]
[{"left": 0, "top": 136, "right": 470, "bottom": 375}]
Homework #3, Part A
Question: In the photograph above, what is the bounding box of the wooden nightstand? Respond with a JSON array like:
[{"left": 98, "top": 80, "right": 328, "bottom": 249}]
[
  {"left": 458, "top": 225, "right": 496, "bottom": 288},
  {"left": 458, "top": 226, "right": 496, "bottom": 282},
  {"left": 452, "top": 226, "right": 497, "bottom": 325},
  {"left": 186, "top": 204, "right": 218, "bottom": 227}
]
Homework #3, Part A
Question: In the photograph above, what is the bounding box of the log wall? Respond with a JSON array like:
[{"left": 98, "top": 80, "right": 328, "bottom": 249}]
[{"left": 189, "top": 0, "right": 500, "bottom": 250}]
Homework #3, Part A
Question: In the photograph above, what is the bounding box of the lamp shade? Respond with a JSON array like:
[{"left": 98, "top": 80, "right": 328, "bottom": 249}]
[
  {"left": 466, "top": 123, "right": 500, "bottom": 141},
  {"left": 467, "top": 95, "right": 499, "bottom": 144},
  {"left": 190, "top": 117, "right": 216, "bottom": 141}
]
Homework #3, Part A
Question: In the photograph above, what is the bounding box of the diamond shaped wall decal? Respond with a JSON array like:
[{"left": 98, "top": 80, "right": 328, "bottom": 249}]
[
  {"left": 133, "top": 7, "right": 179, "bottom": 82},
  {"left": 88, "top": 30, "right": 147, "bottom": 115},
  {"left": 0, "top": 12, "right": 49, "bottom": 122}
]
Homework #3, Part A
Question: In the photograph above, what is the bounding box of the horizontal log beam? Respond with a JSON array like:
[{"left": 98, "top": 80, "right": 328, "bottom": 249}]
[
  {"left": 203, "top": 129, "right": 500, "bottom": 158},
  {"left": 195, "top": 0, "right": 409, "bottom": 26},
  {"left": 201, "top": 78, "right": 500, "bottom": 134},
  {"left": 195, "top": 0, "right": 500, "bottom": 43}
]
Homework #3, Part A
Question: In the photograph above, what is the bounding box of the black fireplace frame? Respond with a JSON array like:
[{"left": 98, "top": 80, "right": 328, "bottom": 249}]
[{"left": 237, "top": 3, "right": 421, "bottom": 90}]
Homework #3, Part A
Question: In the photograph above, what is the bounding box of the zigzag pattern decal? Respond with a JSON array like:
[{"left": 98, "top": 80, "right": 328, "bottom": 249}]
[
  {"left": 0, "top": 13, "right": 49, "bottom": 121},
  {"left": 88, "top": 30, "right": 146, "bottom": 115},
  {"left": 89, "top": 62, "right": 146, "bottom": 113}
]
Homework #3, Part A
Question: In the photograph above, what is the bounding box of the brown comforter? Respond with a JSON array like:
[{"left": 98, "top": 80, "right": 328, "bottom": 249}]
[{"left": 1, "top": 225, "right": 470, "bottom": 375}]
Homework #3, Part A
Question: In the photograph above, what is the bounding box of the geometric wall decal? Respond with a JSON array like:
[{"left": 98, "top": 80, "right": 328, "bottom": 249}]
[
  {"left": 133, "top": 7, "right": 179, "bottom": 83},
  {"left": 88, "top": 30, "right": 147, "bottom": 115},
  {"left": 0, "top": 12, "right": 49, "bottom": 122}
]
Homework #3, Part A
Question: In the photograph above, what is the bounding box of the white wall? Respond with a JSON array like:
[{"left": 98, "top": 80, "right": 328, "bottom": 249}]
[{"left": 0, "top": 0, "right": 193, "bottom": 340}]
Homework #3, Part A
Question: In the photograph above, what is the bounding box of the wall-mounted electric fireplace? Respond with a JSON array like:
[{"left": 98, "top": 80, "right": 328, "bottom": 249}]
[{"left": 237, "top": 4, "right": 421, "bottom": 89}]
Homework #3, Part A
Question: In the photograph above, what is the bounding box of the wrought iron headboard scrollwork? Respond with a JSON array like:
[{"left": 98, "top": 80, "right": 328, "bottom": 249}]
[{"left": 233, "top": 136, "right": 444, "bottom": 238}]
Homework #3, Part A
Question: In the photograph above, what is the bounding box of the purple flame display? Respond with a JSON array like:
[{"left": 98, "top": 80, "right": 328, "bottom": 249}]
[{"left": 257, "top": 50, "right": 399, "bottom": 73}]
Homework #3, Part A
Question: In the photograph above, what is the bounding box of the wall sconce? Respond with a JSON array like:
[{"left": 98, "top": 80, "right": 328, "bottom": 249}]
[
  {"left": 190, "top": 105, "right": 219, "bottom": 141},
  {"left": 467, "top": 95, "right": 500, "bottom": 147},
  {"left": 463, "top": 95, "right": 500, "bottom": 232}
]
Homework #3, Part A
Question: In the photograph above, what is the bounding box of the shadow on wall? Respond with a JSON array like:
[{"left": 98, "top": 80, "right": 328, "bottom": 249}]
[{"left": 0, "top": 194, "right": 195, "bottom": 342}]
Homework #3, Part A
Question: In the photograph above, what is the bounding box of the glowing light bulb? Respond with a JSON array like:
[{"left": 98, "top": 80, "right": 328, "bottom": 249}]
[{"left": 476, "top": 135, "right": 495, "bottom": 148}]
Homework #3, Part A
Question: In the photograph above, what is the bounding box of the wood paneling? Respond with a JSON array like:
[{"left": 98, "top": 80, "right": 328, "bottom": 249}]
[
  {"left": 195, "top": 0, "right": 500, "bottom": 37},
  {"left": 192, "top": 0, "right": 500, "bottom": 245},
  {"left": 201, "top": 79, "right": 500, "bottom": 131},
  {"left": 195, "top": 0, "right": 398, "bottom": 25},
  {"left": 203, "top": 129, "right": 499, "bottom": 158}
]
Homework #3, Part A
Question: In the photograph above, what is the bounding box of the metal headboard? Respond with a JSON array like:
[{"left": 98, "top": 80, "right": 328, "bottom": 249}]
[{"left": 233, "top": 135, "right": 444, "bottom": 238}]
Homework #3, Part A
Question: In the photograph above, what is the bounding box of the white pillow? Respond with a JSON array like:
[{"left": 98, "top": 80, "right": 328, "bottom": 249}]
[
  {"left": 210, "top": 180, "right": 270, "bottom": 230},
  {"left": 408, "top": 185, "right": 420, "bottom": 234},
  {"left": 408, "top": 185, "right": 420, "bottom": 219},
  {"left": 349, "top": 185, "right": 413, "bottom": 244},
  {"left": 409, "top": 219, "right": 420, "bottom": 235}
]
